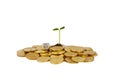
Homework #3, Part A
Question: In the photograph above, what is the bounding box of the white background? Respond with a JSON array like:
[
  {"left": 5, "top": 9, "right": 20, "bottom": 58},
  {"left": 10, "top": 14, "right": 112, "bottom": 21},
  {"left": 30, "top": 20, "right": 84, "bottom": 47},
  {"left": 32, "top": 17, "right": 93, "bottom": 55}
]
[{"left": 0, "top": 0, "right": 120, "bottom": 80}]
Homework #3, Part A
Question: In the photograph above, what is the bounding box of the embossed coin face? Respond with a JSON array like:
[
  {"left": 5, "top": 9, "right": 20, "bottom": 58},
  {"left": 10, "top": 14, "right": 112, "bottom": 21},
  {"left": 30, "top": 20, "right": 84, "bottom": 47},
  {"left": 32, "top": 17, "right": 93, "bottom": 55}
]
[
  {"left": 49, "top": 46, "right": 64, "bottom": 51},
  {"left": 64, "top": 46, "right": 71, "bottom": 52},
  {"left": 71, "top": 56, "right": 86, "bottom": 62},
  {"left": 17, "top": 50, "right": 26, "bottom": 57},
  {"left": 64, "top": 52, "right": 77, "bottom": 57},
  {"left": 84, "top": 57, "right": 94, "bottom": 62},
  {"left": 37, "top": 57, "right": 50, "bottom": 62},
  {"left": 71, "top": 47, "right": 85, "bottom": 53},
  {"left": 26, "top": 52, "right": 39, "bottom": 60},
  {"left": 50, "top": 55, "right": 64, "bottom": 64},
  {"left": 64, "top": 46, "right": 85, "bottom": 53},
  {"left": 65, "top": 57, "right": 78, "bottom": 64},
  {"left": 23, "top": 47, "right": 37, "bottom": 52}
]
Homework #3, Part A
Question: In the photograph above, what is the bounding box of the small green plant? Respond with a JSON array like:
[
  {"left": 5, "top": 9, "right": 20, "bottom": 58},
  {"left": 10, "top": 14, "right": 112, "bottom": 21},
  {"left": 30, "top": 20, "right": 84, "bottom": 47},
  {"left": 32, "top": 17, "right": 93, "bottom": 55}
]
[{"left": 53, "top": 26, "right": 65, "bottom": 44}]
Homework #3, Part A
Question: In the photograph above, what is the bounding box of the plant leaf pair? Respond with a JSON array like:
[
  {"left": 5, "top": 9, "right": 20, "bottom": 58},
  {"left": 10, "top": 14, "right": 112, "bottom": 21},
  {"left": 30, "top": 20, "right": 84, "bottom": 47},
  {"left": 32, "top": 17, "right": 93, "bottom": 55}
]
[
  {"left": 53, "top": 26, "right": 65, "bottom": 31},
  {"left": 53, "top": 26, "right": 65, "bottom": 44}
]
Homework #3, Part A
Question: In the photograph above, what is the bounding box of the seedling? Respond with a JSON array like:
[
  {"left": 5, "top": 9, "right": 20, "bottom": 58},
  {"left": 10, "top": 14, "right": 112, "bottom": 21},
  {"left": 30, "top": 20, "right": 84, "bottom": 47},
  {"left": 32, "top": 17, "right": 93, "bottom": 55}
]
[{"left": 53, "top": 26, "right": 65, "bottom": 45}]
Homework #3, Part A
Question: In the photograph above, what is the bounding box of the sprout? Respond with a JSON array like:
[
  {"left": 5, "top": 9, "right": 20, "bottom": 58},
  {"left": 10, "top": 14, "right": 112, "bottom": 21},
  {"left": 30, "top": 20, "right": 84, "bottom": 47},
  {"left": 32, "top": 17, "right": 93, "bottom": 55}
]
[
  {"left": 53, "top": 28, "right": 59, "bottom": 31},
  {"left": 53, "top": 26, "right": 65, "bottom": 44}
]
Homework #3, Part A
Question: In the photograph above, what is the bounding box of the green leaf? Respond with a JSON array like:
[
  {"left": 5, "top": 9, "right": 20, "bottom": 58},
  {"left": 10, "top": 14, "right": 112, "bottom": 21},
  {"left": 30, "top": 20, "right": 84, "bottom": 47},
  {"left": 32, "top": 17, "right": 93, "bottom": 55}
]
[
  {"left": 53, "top": 28, "right": 59, "bottom": 31},
  {"left": 60, "top": 26, "right": 65, "bottom": 30}
]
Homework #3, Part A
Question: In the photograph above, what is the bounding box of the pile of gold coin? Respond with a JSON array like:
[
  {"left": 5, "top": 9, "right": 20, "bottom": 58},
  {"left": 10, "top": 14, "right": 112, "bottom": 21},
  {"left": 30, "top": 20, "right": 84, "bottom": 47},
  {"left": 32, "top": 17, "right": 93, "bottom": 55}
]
[{"left": 17, "top": 45, "right": 97, "bottom": 64}]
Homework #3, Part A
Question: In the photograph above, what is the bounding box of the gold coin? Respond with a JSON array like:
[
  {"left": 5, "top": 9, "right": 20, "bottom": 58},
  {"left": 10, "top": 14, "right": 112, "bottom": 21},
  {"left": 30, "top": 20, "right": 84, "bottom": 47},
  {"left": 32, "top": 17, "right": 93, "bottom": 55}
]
[
  {"left": 64, "top": 46, "right": 71, "bottom": 52},
  {"left": 71, "top": 56, "right": 86, "bottom": 62},
  {"left": 26, "top": 52, "right": 39, "bottom": 60},
  {"left": 83, "top": 47, "right": 93, "bottom": 51},
  {"left": 71, "top": 47, "right": 85, "bottom": 53},
  {"left": 78, "top": 52, "right": 88, "bottom": 57},
  {"left": 64, "top": 46, "right": 85, "bottom": 53},
  {"left": 59, "top": 54, "right": 64, "bottom": 57},
  {"left": 17, "top": 50, "right": 26, "bottom": 57},
  {"left": 37, "top": 57, "right": 50, "bottom": 62},
  {"left": 84, "top": 57, "right": 94, "bottom": 62},
  {"left": 35, "top": 50, "right": 48, "bottom": 54},
  {"left": 65, "top": 57, "right": 78, "bottom": 63},
  {"left": 40, "top": 53, "right": 50, "bottom": 57},
  {"left": 83, "top": 51, "right": 97, "bottom": 56},
  {"left": 50, "top": 51, "right": 65, "bottom": 55},
  {"left": 50, "top": 55, "right": 64, "bottom": 64},
  {"left": 64, "top": 46, "right": 78, "bottom": 52},
  {"left": 64, "top": 52, "right": 77, "bottom": 57},
  {"left": 58, "top": 51, "right": 65, "bottom": 54},
  {"left": 49, "top": 52, "right": 59, "bottom": 55},
  {"left": 49, "top": 46, "right": 64, "bottom": 51},
  {"left": 23, "top": 47, "right": 37, "bottom": 52}
]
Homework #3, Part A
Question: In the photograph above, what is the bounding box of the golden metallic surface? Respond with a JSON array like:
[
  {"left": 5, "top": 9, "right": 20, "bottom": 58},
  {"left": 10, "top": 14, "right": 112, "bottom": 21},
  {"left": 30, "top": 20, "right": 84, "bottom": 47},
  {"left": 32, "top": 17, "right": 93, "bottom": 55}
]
[
  {"left": 50, "top": 55, "right": 64, "bottom": 64},
  {"left": 84, "top": 57, "right": 94, "bottom": 62},
  {"left": 37, "top": 57, "right": 50, "bottom": 62},
  {"left": 49, "top": 46, "right": 64, "bottom": 51},
  {"left": 72, "top": 56, "right": 86, "bottom": 62},
  {"left": 64, "top": 52, "right": 77, "bottom": 57},
  {"left": 23, "top": 47, "right": 37, "bottom": 52},
  {"left": 26, "top": 52, "right": 39, "bottom": 60},
  {"left": 17, "top": 50, "right": 26, "bottom": 57},
  {"left": 17, "top": 45, "right": 97, "bottom": 64},
  {"left": 65, "top": 57, "right": 78, "bottom": 64}
]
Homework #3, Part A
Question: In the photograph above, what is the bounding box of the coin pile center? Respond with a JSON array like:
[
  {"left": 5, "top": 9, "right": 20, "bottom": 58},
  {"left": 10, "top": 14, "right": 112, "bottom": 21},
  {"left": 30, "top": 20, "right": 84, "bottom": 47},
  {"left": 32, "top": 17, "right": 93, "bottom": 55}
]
[{"left": 17, "top": 45, "right": 97, "bottom": 64}]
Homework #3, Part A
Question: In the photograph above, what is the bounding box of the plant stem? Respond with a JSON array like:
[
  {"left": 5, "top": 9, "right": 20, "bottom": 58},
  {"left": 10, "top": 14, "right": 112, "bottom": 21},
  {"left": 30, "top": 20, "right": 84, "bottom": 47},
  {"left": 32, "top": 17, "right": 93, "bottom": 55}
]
[{"left": 59, "top": 29, "right": 60, "bottom": 44}]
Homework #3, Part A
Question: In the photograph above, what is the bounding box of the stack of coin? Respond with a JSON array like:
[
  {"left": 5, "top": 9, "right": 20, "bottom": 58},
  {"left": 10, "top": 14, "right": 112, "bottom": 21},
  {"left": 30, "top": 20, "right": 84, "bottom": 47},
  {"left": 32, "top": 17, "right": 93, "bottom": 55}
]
[
  {"left": 48, "top": 46, "right": 65, "bottom": 64},
  {"left": 17, "top": 45, "right": 97, "bottom": 64},
  {"left": 23, "top": 47, "right": 39, "bottom": 60},
  {"left": 64, "top": 46, "right": 97, "bottom": 63}
]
